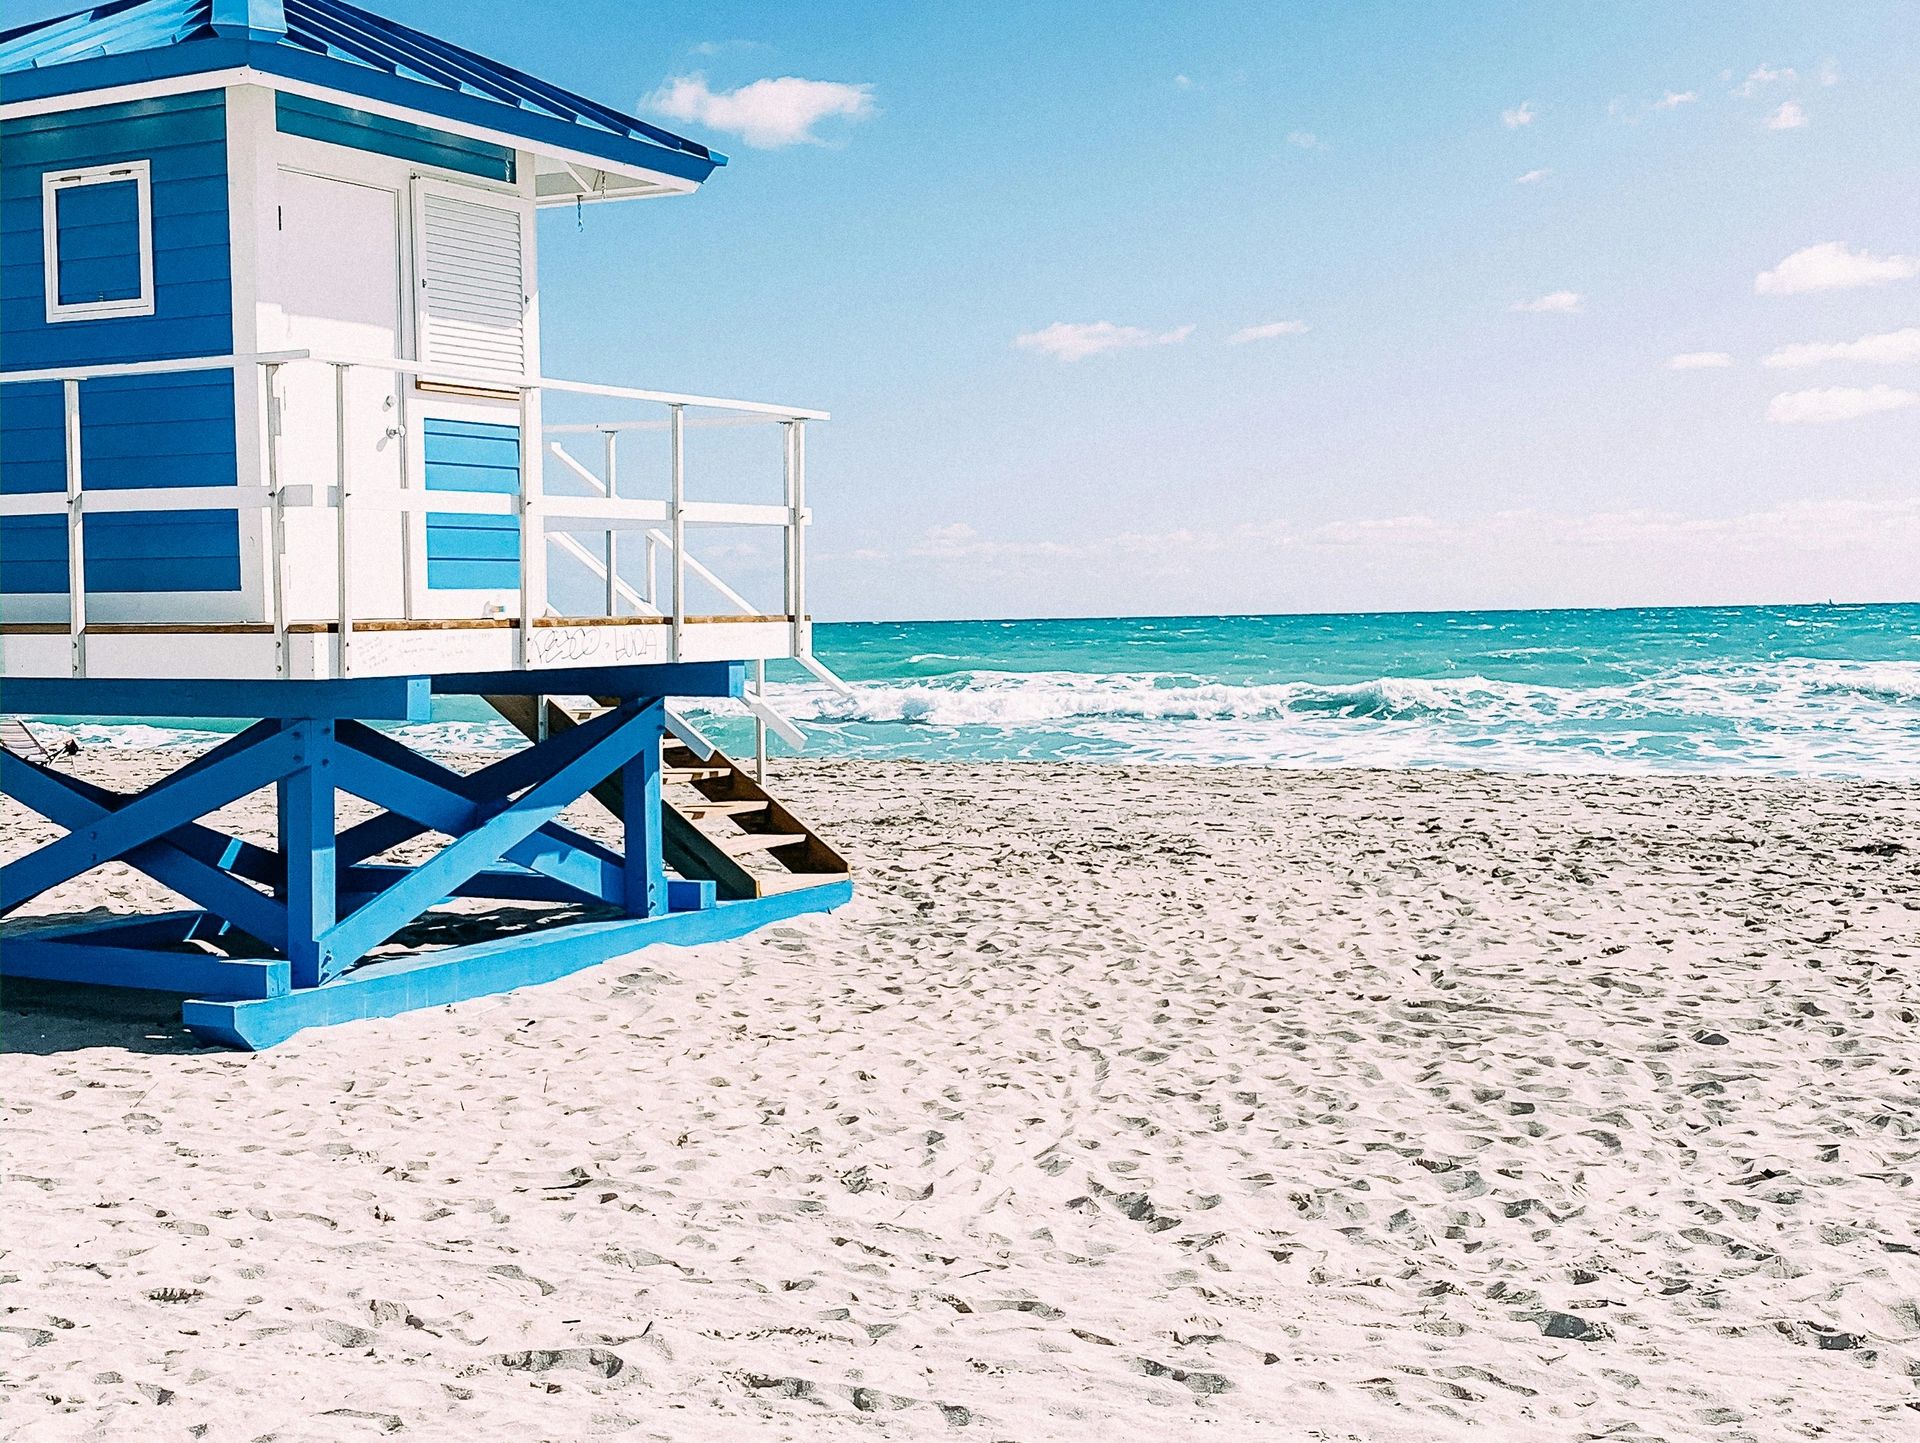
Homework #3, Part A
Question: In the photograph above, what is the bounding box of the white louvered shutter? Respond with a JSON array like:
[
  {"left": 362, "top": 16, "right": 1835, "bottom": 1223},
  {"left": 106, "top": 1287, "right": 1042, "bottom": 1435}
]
[{"left": 415, "top": 185, "right": 527, "bottom": 379}]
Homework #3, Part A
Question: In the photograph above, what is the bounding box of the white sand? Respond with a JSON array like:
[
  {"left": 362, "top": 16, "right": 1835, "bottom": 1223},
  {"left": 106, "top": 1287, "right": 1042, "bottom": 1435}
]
[{"left": 3, "top": 754, "right": 1918, "bottom": 1442}]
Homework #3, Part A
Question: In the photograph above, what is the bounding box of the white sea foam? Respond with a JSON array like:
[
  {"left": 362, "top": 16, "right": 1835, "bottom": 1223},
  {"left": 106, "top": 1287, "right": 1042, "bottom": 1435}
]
[{"left": 24, "top": 658, "right": 1919, "bottom": 780}]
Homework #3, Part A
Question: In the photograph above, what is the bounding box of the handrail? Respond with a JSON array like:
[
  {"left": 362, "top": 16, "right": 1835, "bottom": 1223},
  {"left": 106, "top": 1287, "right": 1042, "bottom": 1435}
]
[
  {"left": 0, "top": 349, "right": 827, "bottom": 420},
  {"left": 0, "top": 351, "right": 312, "bottom": 384}
]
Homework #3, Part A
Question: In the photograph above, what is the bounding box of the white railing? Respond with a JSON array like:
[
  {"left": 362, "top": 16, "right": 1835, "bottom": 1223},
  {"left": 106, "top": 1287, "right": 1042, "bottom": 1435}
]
[
  {"left": 541, "top": 409, "right": 851, "bottom": 768},
  {"left": 0, "top": 353, "right": 844, "bottom": 729}
]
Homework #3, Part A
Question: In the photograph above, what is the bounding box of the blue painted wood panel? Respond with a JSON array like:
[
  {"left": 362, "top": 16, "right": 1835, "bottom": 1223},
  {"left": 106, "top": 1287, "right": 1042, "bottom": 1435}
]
[
  {"left": 52, "top": 178, "right": 143, "bottom": 304},
  {"left": 423, "top": 417, "right": 520, "bottom": 590},
  {"left": 0, "top": 92, "right": 232, "bottom": 367},
  {"left": 0, "top": 91, "right": 238, "bottom": 595},
  {"left": 275, "top": 93, "right": 516, "bottom": 183},
  {"left": 1, "top": 512, "right": 242, "bottom": 593}
]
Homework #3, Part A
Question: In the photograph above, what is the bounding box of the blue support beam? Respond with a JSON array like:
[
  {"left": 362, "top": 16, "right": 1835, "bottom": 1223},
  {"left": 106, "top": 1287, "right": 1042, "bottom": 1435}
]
[
  {"left": 1, "top": 721, "right": 294, "bottom": 910},
  {"left": 319, "top": 701, "right": 660, "bottom": 968},
  {"left": 0, "top": 672, "right": 853, "bottom": 1049},
  {"left": 1, "top": 751, "right": 290, "bottom": 951},
  {"left": 0, "top": 676, "right": 432, "bottom": 721},
  {"left": 1, "top": 936, "right": 289, "bottom": 1000},
  {"left": 431, "top": 662, "right": 743, "bottom": 699},
  {"left": 623, "top": 700, "right": 666, "bottom": 917},
  {"left": 181, "top": 881, "right": 852, "bottom": 1050},
  {"left": 277, "top": 720, "right": 336, "bottom": 988},
  {"left": 329, "top": 722, "right": 622, "bottom": 906}
]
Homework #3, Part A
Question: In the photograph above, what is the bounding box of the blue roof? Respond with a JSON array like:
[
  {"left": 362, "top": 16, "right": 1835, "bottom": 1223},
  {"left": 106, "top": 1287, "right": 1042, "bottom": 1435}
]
[{"left": 0, "top": 0, "right": 725, "bottom": 184}]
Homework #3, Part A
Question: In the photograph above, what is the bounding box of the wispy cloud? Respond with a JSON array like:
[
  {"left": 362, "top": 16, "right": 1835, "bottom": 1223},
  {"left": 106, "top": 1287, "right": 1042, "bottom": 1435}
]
[
  {"left": 645, "top": 74, "right": 876, "bottom": 148},
  {"left": 1511, "top": 290, "right": 1583, "bottom": 314},
  {"left": 1734, "top": 63, "right": 1796, "bottom": 97},
  {"left": 1228, "top": 320, "right": 1310, "bottom": 345},
  {"left": 1173, "top": 73, "right": 1194, "bottom": 89},
  {"left": 1501, "top": 101, "right": 1536, "bottom": 128},
  {"left": 1515, "top": 168, "right": 1551, "bottom": 185},
  {"left": 690, "top": 39, "right": 769, "bottom": 58},
  {"left": 1669, "top": 351, "right": 1734, "bottom": 370},
  {"left": 1767, "top": 385, "right": 1920, "bottom": 424},
  {"left": 880, "top": 497, "right": 1920, "bottom": 569},
  {"left": 1654, "top": 89, "right": 1700, "bottom": 110},
  {"left": 1014, "top": 322, "right": 1195, "bottom": 362},
  {"left": 1764, "top": 328, "right": 1920, "bottom": 369},
  {"left": 1286, "top": 130, "right": 1321, "bottom": 149},
  {"left": 1755, "top": 242, "right": 1920, "bottom": 295},
  {"left": 1766, "top": 100, "right": 1809, "bottom": 130}
]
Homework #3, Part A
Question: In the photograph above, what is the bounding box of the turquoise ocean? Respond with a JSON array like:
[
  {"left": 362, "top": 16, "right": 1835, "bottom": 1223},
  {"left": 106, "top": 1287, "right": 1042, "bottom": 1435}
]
[{"left": 30, "top": 603, "right": 1920, "bottom": 780}]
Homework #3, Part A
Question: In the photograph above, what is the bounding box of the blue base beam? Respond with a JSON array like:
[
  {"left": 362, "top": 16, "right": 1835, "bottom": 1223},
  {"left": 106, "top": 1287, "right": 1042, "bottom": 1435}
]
[
  {"left": 180, "top": 880, "right": 851, "bottom": 1050},
  {"left": 1, "top": 936, "right": 290, "bottom": 1000}
]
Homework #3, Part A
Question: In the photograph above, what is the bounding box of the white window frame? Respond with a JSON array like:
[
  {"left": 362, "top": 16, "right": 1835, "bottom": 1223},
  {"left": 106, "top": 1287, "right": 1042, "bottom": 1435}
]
[{"left": 42, "top": 159, "right": 156, "bottom": 323}]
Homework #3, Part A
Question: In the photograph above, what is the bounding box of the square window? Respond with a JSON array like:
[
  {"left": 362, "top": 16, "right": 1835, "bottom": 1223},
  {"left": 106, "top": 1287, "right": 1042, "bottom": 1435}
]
[{"left": 42, "top": 160, "right": 155, "bottom": 322}]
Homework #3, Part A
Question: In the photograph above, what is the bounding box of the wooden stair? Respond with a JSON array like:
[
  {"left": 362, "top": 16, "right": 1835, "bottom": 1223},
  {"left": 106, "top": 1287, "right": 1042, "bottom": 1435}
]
[{"left": 484, "top": 695, "right": 850, "bottom": 900}]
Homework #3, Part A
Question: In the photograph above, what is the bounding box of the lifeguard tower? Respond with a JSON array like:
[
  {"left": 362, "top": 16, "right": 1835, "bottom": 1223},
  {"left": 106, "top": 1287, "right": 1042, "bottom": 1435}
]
[{"left": 0, "top": 0, "right": 853, "bottom": 1048}]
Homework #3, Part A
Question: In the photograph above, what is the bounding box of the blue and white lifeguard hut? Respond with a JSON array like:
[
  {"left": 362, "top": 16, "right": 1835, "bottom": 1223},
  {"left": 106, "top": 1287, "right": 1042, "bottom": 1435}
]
[{"left": 0, "top": 0, "right": 853, "bottom": 1048}]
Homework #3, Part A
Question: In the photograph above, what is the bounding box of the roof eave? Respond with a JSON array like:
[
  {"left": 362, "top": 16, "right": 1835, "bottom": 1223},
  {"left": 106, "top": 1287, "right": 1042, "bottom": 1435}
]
[{"left": 0, "top": 35, "right": 723, "bottom": 185}]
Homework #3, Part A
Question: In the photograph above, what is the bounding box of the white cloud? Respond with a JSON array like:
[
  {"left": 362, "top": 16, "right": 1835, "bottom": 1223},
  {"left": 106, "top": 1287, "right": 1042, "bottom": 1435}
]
[
  {"left": 883, "top": 496, "right": 1920, "bottom": 569},
  {"left": 1511, "top": 290, "right": 1584, "bottom": 314},
  {"left": 1014, "top": 321, "right": 1195, "bottom": 362},
  {"left": 1228, "top": 320, "right": 1310, "bottom": 345},
  {"left": 1764, "top": 328, "right": 1920, "bottom": 369},
  {"left": 1767, "top": 385, "right": 1920, "bottom": 424},
  {"left": 1735, "top": 63, "right": 1796, "bottom": 97},
  {"left": 690, "top": 39, "right": 768, "bottom": 58},
  {"left": 1818, "top": 59, "right": 1839, "bottom": 87},
  {"left": 1515, "top": 168, "right": 1551, "bottom": 185},
  {"left": 645, "top": 73, "right": 876, "bottom": 148},
  {"left": 1766, "top": 100, "right": 1809, "bottom": 130},
  {"left": 1501, "top": 101, "right": 1536, "bottom": 128},
  {"left": 1755, "top": 242, "right": 1920, "bottom": 295},
  {"left": 1654, "top": 89, "right": 1700, "bottom": 109},
  {"left": 1174, "top": 73, "right": 1193, "bottom": 89},
  {"left": 1286, "top": 130, "right": 1320, "bottom": 149},
  {"left": 1668, "top": 351, "right": 1734, "bottom": 369}
]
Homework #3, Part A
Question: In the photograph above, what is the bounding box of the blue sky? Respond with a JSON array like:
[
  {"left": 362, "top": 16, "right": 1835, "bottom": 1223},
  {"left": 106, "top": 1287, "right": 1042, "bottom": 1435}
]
[{"left": 24, "top": 0, "right": 1920, "bottom": 618}]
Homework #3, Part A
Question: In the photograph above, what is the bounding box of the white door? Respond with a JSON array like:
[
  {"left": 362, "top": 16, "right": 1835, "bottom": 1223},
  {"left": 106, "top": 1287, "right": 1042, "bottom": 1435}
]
[{"left": 273, "top": 169, "right": 406, "bottom": 620}]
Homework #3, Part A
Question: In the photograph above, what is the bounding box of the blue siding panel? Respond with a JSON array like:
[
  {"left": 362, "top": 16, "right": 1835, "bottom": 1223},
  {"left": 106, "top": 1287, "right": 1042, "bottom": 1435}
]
[
  {"left": 0, "top": 92, "right": 231, "bottom": 368},
  {"left": 52, "top": 179, "right": 143, "bottom": 305},
  {"left": 0, "top": 511, "right": 241, "bottom": 593},
  {"left": 423, "top": 418, "right": 521, "bottom": 590},
  {"left": 275, "top": 93, "right": 516, "bottom": 183},
  {"left": 0, "top": 91, "right": 238, "bottom": 596}
]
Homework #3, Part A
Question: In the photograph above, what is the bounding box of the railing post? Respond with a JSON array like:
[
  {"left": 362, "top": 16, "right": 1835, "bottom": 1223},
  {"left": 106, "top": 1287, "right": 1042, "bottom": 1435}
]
[
  {"left": 62, "top": 378, "right": 85, "bottom": 679},
  {"left": 753, "top": 657, "right": 768, "bottom": 783},
  {"left": 782, "top": 420, "right": 798, "bottom": 652},
  {"left": 644, "top": 531, "right": 658, "bottom": 609},
  {"left": 669, "top": 403, "right": 685, "bottom": 663},
  {"left": 603, "top": 427, "right": 619, "bottom": 618},
  {"left": 331, "top": 363, "right": 354, "bottom": 678},
  {"left": 792, "top": 418, "right": 809, "bottom": 659},
  {"left": 517, "top": 384, "right": 546, "bottom": 669},
  {"left": 263, "top": 362, "right": 288, "bottom": 678}
]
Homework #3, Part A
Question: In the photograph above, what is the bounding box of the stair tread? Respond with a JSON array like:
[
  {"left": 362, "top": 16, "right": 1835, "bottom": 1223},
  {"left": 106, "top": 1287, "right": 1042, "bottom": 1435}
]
[
  {"left": 664, "top": 766, "right": 734, "bottom": 782},
  {"left": 719, "top": 831, "right": 811, "bottom": 856},
  {"left": 678, "top": 799, "right": 768, "bottom": 818}
]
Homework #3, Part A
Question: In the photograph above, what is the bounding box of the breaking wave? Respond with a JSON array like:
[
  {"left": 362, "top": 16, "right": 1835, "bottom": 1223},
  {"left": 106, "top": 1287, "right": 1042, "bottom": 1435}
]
[{"left": 22, "top": 611, "right": 1919, "bottom": 781}]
